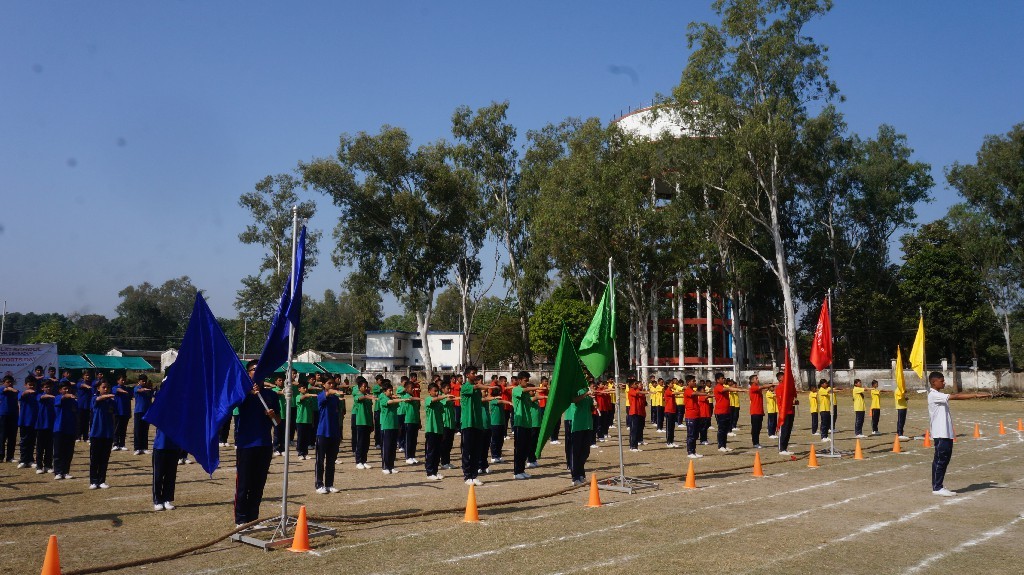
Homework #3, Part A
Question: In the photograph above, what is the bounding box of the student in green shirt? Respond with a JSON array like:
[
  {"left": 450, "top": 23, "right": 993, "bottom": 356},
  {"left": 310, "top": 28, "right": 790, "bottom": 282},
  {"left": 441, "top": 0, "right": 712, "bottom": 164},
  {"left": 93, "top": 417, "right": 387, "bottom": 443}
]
[
  {"left": 511, "top": 372, "right": 542, "bottom": 479},
  {"left": 423, "top": 382, "right": 451, "bottom": 480},
  {"left": 376, "top": 380, "right": 411, "bottom": 474},
  {"left": 459, "top": 368, "right": 490, "bottom": 485},
  {"left": 527, "top": 375, "right": 543, "bottom": 467},
  {"left": 488, "top": 386, "right": 511, "bottom": 464},
  {"left": 440, "top": 378, "right": 457, "bottom": 470},
  {"left": 399, "top": 380, "right": 422, "bottom": 465},
  {"left": 372, "top": 376, "right": 383, "bottom": 449},
  {"left": 351, "top": 377, "right": 375, "bottom": 469},
  {"left": 569, "top": 386, "right": 595, "bottom": 486},
  {"left": 294, "top": 383, "right": 318, "bottom": 460}
]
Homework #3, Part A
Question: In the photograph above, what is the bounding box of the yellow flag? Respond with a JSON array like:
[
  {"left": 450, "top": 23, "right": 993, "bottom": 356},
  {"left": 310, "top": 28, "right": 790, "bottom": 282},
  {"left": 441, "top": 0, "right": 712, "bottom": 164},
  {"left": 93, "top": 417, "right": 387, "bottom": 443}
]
[
  {"left": 908, "top": 316, "right": 925, "bottom": 378},
  {"left": 894, "top": 346, "right": 906, "bottom": 395}
]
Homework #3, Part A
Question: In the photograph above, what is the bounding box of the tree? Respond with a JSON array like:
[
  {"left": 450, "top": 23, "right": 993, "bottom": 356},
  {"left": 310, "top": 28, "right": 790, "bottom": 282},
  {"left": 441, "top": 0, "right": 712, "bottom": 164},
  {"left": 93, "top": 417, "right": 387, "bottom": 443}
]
[
  {"left": 301, "top": 127, "right": 475, "bottom": 375},
  {"left": 453, "top": 102, "right": 548, "bottom": 367},
  {"left": 947, "top": 204, "right": 1022, "bottom": 371},
  {"left": 672, "top": 0, "right": 839, "bottom": 374},
  {"left": 299, "top": 273, "right": 384, "bottom": 354},
  {"left": 900, "top": 220, "right": 999, "bottom": 390},
  {"left": 235, "top": 173, "right": 321, "bottom": 347},
  {"left": 528, "top": 286, "right": 595, "bottom": 362},
  {"left": 111, "top": 277, "right": 201, "bottom": 349},
  {"left": 28, "top": 319, "right": 108, "bottom": 355}
]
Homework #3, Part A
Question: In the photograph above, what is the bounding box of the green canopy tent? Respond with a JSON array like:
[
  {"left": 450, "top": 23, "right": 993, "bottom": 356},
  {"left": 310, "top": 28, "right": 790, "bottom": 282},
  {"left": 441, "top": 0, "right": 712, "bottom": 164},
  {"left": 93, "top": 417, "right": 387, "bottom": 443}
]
[
  {"left": 273, "top": 361, "right": 325, "bottom": 374},
  {"left": 85, "top": 354, "right": 155, "bottom": 371},
  {"left": 315, "top": 361, "right": 360, "bottom": 375},
  {"left": 58, "top": 355, "right": 93, "bottom": 370}
]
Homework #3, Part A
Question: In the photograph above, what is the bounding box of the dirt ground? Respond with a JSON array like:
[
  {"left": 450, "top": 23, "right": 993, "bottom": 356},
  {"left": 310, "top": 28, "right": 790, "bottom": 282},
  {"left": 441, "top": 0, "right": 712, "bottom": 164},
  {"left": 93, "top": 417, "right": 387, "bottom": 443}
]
[{"left": 2, "top": 399, "right": 1023, "bottom": 575}]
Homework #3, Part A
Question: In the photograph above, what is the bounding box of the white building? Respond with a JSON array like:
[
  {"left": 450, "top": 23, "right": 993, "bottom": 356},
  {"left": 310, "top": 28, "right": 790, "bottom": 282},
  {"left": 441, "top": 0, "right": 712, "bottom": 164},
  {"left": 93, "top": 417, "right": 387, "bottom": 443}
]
[{"left": 364, "top": 330, "right": 465, "bottom": 373}]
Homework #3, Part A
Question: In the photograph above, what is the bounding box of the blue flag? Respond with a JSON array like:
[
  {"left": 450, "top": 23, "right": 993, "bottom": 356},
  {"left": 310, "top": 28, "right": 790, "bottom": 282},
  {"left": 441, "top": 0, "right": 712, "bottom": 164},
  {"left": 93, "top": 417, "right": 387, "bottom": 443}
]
[
  {"left": 250, "top": 226, "right": 307, "bottom": 387},
  {"left": 144, "top": 293, "right": 249, "bottom": 475}
]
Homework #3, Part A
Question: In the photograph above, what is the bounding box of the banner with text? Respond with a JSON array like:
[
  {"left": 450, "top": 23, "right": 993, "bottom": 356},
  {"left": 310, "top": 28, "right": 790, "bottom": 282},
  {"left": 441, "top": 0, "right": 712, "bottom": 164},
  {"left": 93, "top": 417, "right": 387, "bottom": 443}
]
[{"left": 0, "top": 343, "right": 59, "bottom": 388}]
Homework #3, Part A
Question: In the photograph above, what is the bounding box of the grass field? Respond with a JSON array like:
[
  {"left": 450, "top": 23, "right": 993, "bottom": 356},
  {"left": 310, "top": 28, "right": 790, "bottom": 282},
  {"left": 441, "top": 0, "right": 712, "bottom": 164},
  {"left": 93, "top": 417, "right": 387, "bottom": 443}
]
[{"left": 3, "top": 399, "right": 1023, "bottom": 575}]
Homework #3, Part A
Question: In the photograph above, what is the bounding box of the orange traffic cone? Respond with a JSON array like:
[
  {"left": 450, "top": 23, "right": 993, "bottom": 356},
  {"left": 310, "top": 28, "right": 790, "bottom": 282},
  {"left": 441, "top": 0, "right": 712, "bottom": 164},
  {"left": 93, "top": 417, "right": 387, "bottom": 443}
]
[
  {"left": 923, "top": 430, "right": 932, "bottom": 448},
  {"left": 1017, "top": 418, "right": 1023, "bottom": 432},
  {"left": 999, "top": 421, "right": 1007, "bottom": 435},
  {"left": 40, "top": 535, "right": 60, "bottom": 575},
  {"left": 807, "top": 446, "right": 819, "bottom": 468},
  {"left": 288, "top": 505, "right": 311, "bottom": 552},
  {"left": 974, "top": 423, "right": 981, "bottom": 439},
  {"left": 854, "top": 439, "right": 864, "bottom": 460},
  {"left": 752, "top": 452, "right": 765, "bottom": 477},
  {"left": 684, "top": 460, "right": 697, "bottom": 488},
  {"left": 464, "top": 484, "right": 480, "bottom": 523},
  {"left": 892, "top": 435, "right": 902, "bottom": 453},
  {"left": 587, "top": 474, "right": 602, "bottom": 507}
]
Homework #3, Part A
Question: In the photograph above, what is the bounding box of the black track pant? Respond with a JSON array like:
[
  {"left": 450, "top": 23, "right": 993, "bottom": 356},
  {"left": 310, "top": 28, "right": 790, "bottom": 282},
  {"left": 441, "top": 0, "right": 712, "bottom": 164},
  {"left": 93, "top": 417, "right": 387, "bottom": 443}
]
[
  {"left": 89, "top": 437, "right": 113, "bottom": 485},
  {"left": 152, "top": 448, "right": 179, "bottom": 505},
  {"left": 315, "top": 436, "right": 341, "bottom": 488},
  {"left": 570, "top": 429, "right": 591, "bottom": 481},
  {"left": 234, "top": 445, "right": 273, "bottom": 524}
]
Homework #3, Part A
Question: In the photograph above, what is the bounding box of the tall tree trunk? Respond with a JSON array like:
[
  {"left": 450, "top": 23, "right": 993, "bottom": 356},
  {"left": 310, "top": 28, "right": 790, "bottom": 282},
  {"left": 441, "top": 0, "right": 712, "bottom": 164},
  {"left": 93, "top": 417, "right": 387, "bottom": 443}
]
[
  {"left": 415, "top": 289, "right": 435, "bottom": 376},
  {"left": 770, "top": 189, "right": 801, "bottom": 382},
  {"left": 950, "top": 348, "right": 961, "bottom": 393}
]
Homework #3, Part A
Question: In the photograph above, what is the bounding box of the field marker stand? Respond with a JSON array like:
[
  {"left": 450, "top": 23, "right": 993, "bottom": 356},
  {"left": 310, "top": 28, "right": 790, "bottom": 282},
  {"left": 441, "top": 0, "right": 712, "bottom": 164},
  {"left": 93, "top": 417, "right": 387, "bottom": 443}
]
[
  {"left": 231, "top": 515, "right": 336, "bottom": 550},
  {"left": 597, "top": 259, "right": 658, "bottom": 495}
]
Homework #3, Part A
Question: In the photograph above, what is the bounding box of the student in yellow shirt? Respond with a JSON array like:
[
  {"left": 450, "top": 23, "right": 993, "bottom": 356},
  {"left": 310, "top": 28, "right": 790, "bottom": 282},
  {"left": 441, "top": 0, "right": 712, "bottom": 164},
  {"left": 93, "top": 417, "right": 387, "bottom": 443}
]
[
  {"left": 851, "top": 379, "right": 867, "bottom": 438},
  {"left": 765, "top": 387, "right": 778, "bottom": 439},
  {"left": 869, "top": 380, "right": 887, "bottom": 435},
  {"left": 817, "top": 380, "right": 833, "bottom": 442},
  {"left": 649, "top": 378, "right": 665, "bottom": 433},
  {"left": 728, "top": 382, "right": 742, "bottom": 434},
  {"left": 673, "top": 379, "right": 686, "bottom": 428},
  {"left": 808, "top": 387, "right": 819, "bottom": 435},
  {"left": 895, "top": 383, "right": 910, "bottom": 440}
]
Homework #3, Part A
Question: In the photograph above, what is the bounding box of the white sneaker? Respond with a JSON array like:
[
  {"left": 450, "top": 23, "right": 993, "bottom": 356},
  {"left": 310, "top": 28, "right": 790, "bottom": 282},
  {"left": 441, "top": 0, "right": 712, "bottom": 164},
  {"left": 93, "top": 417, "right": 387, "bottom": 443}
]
[
  {"left": 718, "top": 447, "right": 733, "bottom": 453},
  {"left": 821, "top": 437, "right": 831, "bottom": 443},
  {"left": 441, "top": 464, "right": 452, "bottom": 470},
  {"left": 356, "top": 463, "right": 365, "bottom": 469},
  {"left": 687, "top": 453, "right": 699, "bottom": 459},
  {"left": 383, "top": 469, "right": 392, "bottom": 475},
  {"left": 700, "top": 441, "right": 709, "bottom": 446},
  {"left": 779, "top": 450, "right": 793, "bottom": 455},
  {"left": 99, "top": 483, "right": 110, "bottom": 489},
  {"left": 328, "top": 487, "right": 339, "bottom": 493},
  {"left": 768, "top": 435, "right": 778, "bottom": 439},
  {"left": 406, "top": 458, "right": 415, "bottom": 465},
  {"left": 154, "top": 503, "right": 165, "bottom": 511},
  {"left": 727, "top": 432, "right": 737, "bottom": 437},
  {"left": 16, "top": 463, "right": 26, "bottom": 469},
  {"left": 427, "top": 475, "right": 443, "bottom": 481},
  {"left": 411, "top": 458, "right": 419, "bottom": 464},
  {"left": 363, "top": 463, "right": 372, "bottom": 469},
  {"left": 134, "top": 450, "right": 143, "bottom": 455},
  {"left": 899, "top": 436, "right": 911, "bottom": 441},
  {"left": 64, "top": 473, "right": 73, "bottom": 479},
  {"left": 316, "top": 487, "right": 329, "bottom": 494},
  {"left": 550, "top": 440, "right": 560, "bottom": 445},
  {"left": 753, "top": 444, "right": 763, "bottom": 449},
  {"left": 856, "top": 434, "right": 868, "bottom": 438},
  {"left": 184, "top": 459, "right": 193, "bottom": 464},
  {"left": 35, "top": 468, "right": 45, "bottom": 474},
  {"left": 89, "top": 484, "right": 98, "bottom": 490},
  {"left": 513, "top": 473, "right": 528, "bottom": 480},
  {"left": 54, "top": 474, "right": 64, "bottom": 480},
  {"left": 163, "top": 501, "right": 175, "bottom": 510},
  {"left": 526, "top": 462, "right": 539, "bottom": 469},
  {"left": 143, "top": 450, "right": 150, "bottom": 455},
  {"left": 932, "top": 488, "right": 956, "bottom": 497},
  {"left": 473, "top": 479, "right": 483, "bottom": 486},
  {"left": 465, "top": 479, "right": 475, "bottom": 485},
  {"left": 390, "top": 468, "right": 399, "bottom": 473}
]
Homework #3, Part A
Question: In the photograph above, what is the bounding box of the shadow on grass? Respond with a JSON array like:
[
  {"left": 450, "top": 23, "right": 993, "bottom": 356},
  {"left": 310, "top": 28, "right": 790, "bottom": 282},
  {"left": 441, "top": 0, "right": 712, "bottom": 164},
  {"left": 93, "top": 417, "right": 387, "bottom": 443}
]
[{"left": 956, "top": 481, "right": 999, "bottom": 494}]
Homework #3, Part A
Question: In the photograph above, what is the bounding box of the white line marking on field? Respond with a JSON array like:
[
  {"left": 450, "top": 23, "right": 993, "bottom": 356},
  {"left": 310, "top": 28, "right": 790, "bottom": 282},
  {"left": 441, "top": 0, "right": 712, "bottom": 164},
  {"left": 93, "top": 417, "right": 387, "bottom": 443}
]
[
  {"left": 441, "top": 519, "right": 642, "bottom": 564},
  {"left": 902, "top": 514, "right": 1024, "bottom": 574},
  {"left": 548, "top": 554, "right": 640, "bottom": 575}
]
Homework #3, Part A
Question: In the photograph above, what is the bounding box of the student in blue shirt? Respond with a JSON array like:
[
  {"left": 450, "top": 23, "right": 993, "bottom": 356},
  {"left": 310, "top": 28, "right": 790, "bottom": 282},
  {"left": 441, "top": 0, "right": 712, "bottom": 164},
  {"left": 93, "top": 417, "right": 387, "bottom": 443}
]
[
  {"left": 151, "top": 426, "right": 181, "bottom": 511},
  {"left": 52, "top": 381, "right": 78, "bottom": 480},
  {"left": 76, "top": 370, "right": 95, "bottom": 441},
  {"left": 132, "top": 375, "right": 154, "bottom": 454},
  {"left": 89, "top": 381, "right": 116, "bottom": 489},
  {"left": 0, "top": 375, "right": 19, "bottom": 463},
  {"left": 112, "top": 375, "right": 133, "bottom": 451},
  {"left": 17, "top": 376, "right": 39, "bottom": 468},
  {"left": 314, "top": 379, "right": 343, "bottom": 493},
  {"left": 234, "top": 360, "right": 282, "bottom": 527},
  {"left": 34, "top": 380, "right": 57, "bottom": 474}
]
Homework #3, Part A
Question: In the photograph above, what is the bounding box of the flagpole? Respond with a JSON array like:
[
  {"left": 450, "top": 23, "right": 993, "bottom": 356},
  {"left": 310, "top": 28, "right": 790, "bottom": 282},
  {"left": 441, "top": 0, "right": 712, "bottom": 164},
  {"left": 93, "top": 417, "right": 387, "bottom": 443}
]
[
  {"left": 919, "top": 307, "right": 926, "bottom": 385},
  {"left": 610, "top": 258, "right": 626, "bottom": 484},
  {"left": 828, "top": 289, "right": 837, "bottom": 457},
  {"left": 279, "top": 206, "right": 298, "bottom": 533}
]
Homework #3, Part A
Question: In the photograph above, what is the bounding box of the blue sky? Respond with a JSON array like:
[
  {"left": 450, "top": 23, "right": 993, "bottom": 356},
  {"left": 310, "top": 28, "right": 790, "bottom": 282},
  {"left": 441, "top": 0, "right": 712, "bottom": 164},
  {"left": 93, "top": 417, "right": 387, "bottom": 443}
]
[{"left": 2, "top": 1, "right": 1022, "bottom": 320}]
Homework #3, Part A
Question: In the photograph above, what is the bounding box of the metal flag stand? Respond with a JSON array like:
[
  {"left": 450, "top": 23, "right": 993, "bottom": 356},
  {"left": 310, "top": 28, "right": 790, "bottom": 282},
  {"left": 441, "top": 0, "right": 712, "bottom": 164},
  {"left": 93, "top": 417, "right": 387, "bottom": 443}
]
[
  {"left": 819, "top": 289, "right": 845, "bottom": 459},
  {"left": 598, "top": 258, "right": 658, "bottom": 494},
  {"left": 232, "top": 207, "right": 336, "bottom": 550}
]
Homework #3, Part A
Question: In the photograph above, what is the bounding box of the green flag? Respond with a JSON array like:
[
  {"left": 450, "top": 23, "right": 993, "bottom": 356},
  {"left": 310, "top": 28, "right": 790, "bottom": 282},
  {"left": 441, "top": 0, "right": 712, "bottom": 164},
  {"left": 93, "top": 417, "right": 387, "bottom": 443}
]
[
  {"left": 535, "top": 324, "right": 587, "bottom": 459},
  {"left": 578, "top": 278, "right": 615, "bottom": 378}
]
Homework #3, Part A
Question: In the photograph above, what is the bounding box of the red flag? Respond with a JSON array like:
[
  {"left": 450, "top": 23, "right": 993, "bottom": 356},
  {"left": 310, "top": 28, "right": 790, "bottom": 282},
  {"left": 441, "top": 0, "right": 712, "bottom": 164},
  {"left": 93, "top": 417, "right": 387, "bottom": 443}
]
[
  {"left": 809, "top": 296, "right": 832, "bottom": 371},
  {"left": 776, "top": 348, "right": 797, "bottom": 429}
]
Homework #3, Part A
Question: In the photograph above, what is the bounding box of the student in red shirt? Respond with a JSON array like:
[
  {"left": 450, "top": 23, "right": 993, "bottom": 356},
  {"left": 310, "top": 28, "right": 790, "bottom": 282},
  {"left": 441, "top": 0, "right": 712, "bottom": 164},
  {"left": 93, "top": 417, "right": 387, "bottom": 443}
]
[
  {"left": 747, "top": 374, "right": 775, "bottom": 449},
  {"left": 663, "top": 380, "right": 681, "bottom": 448},
  {"left": 697, "top": 381, "right": 712, "bottom": 444},
  {"left": 627, "top": 380, "right": 649, "bottom": 451},
  {"left": 594, "top": 381, "right": 613, "bottom": 441},
  {"left": 713, "top": 373, "right": 743, "bottom": 452},
  {"left": 683, "top": 375, "right": 711, "bottom": 458}
]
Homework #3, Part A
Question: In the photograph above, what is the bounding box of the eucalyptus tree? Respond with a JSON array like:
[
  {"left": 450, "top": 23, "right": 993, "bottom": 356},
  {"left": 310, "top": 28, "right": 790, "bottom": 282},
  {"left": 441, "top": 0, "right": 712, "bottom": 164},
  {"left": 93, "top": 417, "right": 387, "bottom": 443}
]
[{"left": 301, "top": 127, "right": 475, "bottom": 375}]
